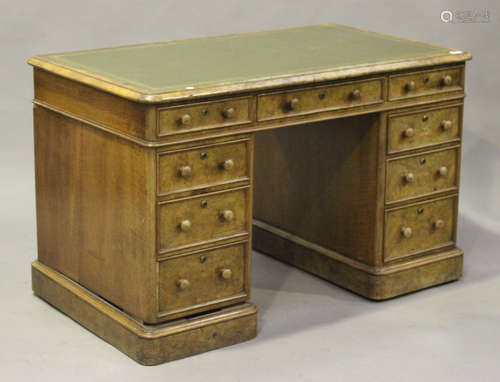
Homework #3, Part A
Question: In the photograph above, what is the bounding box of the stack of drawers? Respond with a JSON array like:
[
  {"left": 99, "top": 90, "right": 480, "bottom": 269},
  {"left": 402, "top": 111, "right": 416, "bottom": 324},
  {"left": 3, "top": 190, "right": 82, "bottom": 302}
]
[
  {"left": 383, "top": 66, "right": 463, "bottom": 264},
  {"left": 155, "top": 110, "right": 253, "bottom": 321}
]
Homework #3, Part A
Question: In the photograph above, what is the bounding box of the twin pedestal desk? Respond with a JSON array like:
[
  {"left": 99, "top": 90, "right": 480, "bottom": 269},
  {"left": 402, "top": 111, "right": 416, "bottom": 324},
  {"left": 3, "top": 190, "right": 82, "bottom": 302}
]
[{"left": 29, "top": 24, "right": 471, "bottom": 365}]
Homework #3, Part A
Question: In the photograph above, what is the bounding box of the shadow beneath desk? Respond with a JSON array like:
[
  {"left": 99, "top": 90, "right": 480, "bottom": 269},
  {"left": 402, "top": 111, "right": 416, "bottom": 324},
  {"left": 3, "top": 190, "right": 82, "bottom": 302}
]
[
  {"left": 250, "top": 212, "right": 500, "bottom": 342},
  {"left": 457, "top": 213, "right": 500, "bottom": 284}
]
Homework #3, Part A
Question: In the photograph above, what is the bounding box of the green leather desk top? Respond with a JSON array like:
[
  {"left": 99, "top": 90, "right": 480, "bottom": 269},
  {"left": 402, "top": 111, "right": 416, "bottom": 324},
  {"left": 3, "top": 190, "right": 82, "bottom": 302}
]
[{"left": 29, "top": 24, "right": 470, "bottom": 103}]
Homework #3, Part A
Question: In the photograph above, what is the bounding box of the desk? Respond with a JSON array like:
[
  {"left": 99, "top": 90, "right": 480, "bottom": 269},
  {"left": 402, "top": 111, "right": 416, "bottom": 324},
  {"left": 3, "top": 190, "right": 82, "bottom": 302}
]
[{"left": 28, "top": 24, "right": 471, "bottom": 365}]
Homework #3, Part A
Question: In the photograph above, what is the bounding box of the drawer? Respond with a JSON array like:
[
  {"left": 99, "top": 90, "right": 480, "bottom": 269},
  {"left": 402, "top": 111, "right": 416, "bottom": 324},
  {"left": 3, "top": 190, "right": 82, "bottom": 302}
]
[
  {"left": 389, "top": 66, "right": 463, "bottom": 101},
  {"left": 157, "top": 138, "right": 250, "bottom": 196},
  {"left": 157, "top": 97, "right": 251, "bottom": 136},
  {"left": 158, "top": 242, "right": 248, "bottom": 318},
  {"left": 257, "top": 78, "right": 383, "bottom": 121},
  {"left": 388, "top": 106, "right": 460, "bottom": 153},
  {"left": 386, "top": 147, "right": 458, "bottom": 203},
  {"left": 158, "top": 187, "right": 249, "bottom": 253},
  {"left": 384, "top": 196, "right": 456, "bottom": 262}
]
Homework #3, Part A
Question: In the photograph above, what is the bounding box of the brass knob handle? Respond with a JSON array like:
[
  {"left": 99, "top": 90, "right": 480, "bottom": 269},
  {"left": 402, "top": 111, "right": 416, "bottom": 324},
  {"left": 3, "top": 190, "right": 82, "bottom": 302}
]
[
  {"left": 177, "top": 279, "right": 190, "bottom": 290},
  {"left": 220, "top": 268, "right": 233, "bottom": 280},
  {"left": 180, "top": 219, "right": 191, "bottom": 232},
  {"left": 221, "top": 159, "right": 234, "bottom": 171},
  {"left": 441, "top": 75, "right": 453, "bottom": 86},
  {"left": 405, "top": 80, "right": 416, "bottom": 91},
  {"left": 286, "top": 97, "right": 300, "bottom": 111},
  {"left": 222, "top": 107, "right": 235, "bottom": 119},
  {"left": 403, "top": 173, "right": 415, "bottom": 183},
  {"left": 179, "top": 165, "right": 192, "bottom": 178},
  {"left": 434, "top": 219, "right": 445, "bottom": 229},
  {"left": 350, "top": 89, "right": 361, "bottom": 100},
  {"left": 403, "top": 127, "right": 415, "bottom": 138},
  {"left": 440, "top": 120, "right": 452, "bottom": 131},
  {"left": 438, "top": 166, "right": 448, "bottom": 176},
  {"left": 221, "top": 210, "right": 234, "bottom": 222},
  {"left": 401, "top": 227, "right": 413, "bottom": 238},
  {"left": 180, "top": 114, "right": 192, "bottom": 125}
]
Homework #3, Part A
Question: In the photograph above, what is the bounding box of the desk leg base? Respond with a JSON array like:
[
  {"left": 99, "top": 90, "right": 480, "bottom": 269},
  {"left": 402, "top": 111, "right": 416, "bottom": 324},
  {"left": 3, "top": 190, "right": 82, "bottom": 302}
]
[
  {"left": 31, "top": 261, "right": 258, "bottom": 365},
  {"left": 253, "top": 224, "right": 463, "bottom": 300}
]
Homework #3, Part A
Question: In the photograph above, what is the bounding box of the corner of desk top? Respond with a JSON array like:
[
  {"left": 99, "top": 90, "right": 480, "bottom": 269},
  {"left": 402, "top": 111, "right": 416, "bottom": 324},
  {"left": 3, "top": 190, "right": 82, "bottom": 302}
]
[{"left": 28, "top": 54, "right": 152, "bottom": 104}]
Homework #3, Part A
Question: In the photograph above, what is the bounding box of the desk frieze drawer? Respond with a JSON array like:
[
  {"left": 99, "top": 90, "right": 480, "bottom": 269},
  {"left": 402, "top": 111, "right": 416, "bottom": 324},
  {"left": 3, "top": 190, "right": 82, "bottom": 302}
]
[
  {"left": 158, "top": 187, "right": 249, "bottom": 253},
  {"left": 257, "top": 78, "right": 384, "bottom": 121},
  {"left": 157, "top": 138, "right": 250, "bottom": 196},
  {"left": 388, "top": 105, "right": 460, "bottom": 153},
  {"left": 386, "top": 147, "right": 459, "bottom": 203},
  {"left": 157, "top": 97, "right": 251, "bottom": 137},
  {"left": 158, "top": 242, "right": 249, "bottom": 320},
  {"left": 389, "top": 66, "right": 463, "bottom": 101},
  {"left": 384, "top": 196, "right": 457, "bottom": 262}
]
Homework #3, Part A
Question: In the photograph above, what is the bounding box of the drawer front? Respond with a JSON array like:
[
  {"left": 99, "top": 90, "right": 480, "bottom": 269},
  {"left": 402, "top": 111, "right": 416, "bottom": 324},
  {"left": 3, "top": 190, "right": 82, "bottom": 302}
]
[
  {"left": 257, "top": 78, "right": 383, "bottom": 121},
  {"left": 388, "top": 106, "right": 460, "bottom": 153},
  {"left": 384, "top": 196, "right": 456, "bottom": 262},
  {"left": 158, "top": 243, "right": 248, "bottom": 317},
  {"left": 386, "top": 147, "right": 458, "bottom": 203},
  {"left": 158, "top": 97, "right": 251, "bottom": 136},
  {"left": 157, "top": 138, "right": 250, "bottom": 196},
  {"left": 389, "top": 66, "right": 463, "bottom": 101},
  {"left": 158, "top": 188, "right": 249, "bottom": 252}
]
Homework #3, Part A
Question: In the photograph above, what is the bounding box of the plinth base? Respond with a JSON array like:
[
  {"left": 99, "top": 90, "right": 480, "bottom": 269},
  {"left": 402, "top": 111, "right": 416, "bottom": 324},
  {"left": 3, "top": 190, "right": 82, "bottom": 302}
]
[
  {"left": 253, "top": 222, "right": 463, "bottom": 300},
  {"left": 31, "top": 261, "right": 257, "bottom": 365}
]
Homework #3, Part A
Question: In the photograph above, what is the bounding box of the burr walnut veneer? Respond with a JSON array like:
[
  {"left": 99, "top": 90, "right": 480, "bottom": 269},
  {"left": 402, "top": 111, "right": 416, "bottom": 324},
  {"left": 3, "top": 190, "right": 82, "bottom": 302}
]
[{"left": 29, "top": 24, "right": 471, "bottom": 365}]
